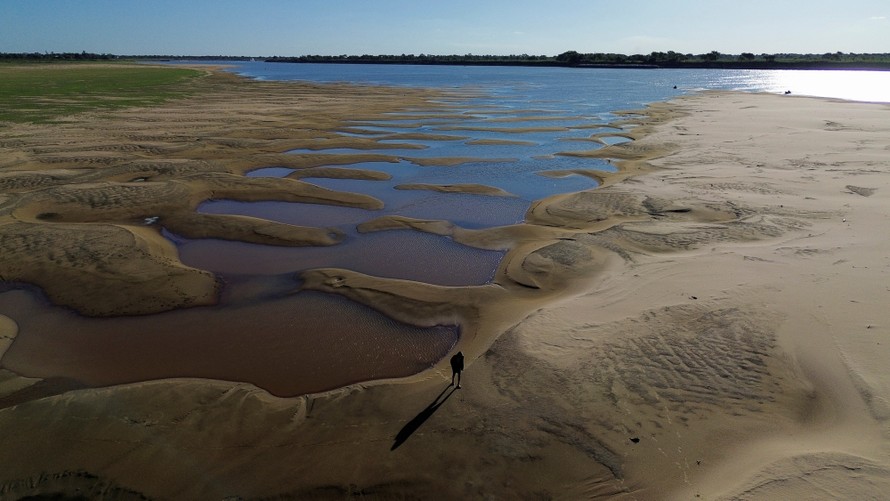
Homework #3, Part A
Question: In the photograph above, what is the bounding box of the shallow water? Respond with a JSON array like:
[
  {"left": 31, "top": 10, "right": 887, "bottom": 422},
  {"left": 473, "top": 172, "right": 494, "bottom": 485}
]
[
  {"left": 0, "top": 285, "right": 457, "bottom": 397},
  {"left": 181, "top": 68, "right": 627, "bottom": 285},
  {"left": 221, "top": 61, "right": 890, "bottom": 103},
  {"left": 5, "top": 62, "right": 889, "bottom": 397},
  {"left": 176, "top": 227, "right": 504, "bottom": 284}
]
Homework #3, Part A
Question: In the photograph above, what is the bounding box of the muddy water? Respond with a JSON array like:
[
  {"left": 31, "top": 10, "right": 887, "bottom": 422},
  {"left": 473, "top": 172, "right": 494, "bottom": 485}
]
[
  {"left": 175, "top": 228, "right": 504, "bottom": 284},
  {"left": 0, "top": 284, "right": 457, "bottom": 397}
]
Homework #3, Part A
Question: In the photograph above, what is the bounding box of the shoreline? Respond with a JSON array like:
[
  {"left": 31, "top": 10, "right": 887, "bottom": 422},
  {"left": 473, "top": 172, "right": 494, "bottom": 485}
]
[
  {"left": 1, "top": 67, "right": 889, "bottom": 498},
  {"left": 518, "top": 91, "right": 890, "bottom": 499}
]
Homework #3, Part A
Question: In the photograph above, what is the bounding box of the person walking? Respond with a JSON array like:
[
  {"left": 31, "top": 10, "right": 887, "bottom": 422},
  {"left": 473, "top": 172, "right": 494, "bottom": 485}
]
[{"left": 450, "top": 351, "right": 464, "bottom": 389}]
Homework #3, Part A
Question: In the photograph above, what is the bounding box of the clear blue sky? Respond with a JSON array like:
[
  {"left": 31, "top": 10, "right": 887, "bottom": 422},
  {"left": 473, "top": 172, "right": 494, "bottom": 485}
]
[{"left": 2, "top": 0, "right": 888, "bottom": 56}]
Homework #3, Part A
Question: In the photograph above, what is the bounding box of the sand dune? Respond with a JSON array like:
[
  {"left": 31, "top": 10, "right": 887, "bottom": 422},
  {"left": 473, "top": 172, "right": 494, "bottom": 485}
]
[{"left": 1, "top": 68, "right": 889, "bottom": 500}]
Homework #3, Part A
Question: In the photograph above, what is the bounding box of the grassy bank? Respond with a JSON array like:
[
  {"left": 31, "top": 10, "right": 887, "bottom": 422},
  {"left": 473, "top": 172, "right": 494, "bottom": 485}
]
[{"left": 0, "top": 64, "right": 203, "bottom": 123}]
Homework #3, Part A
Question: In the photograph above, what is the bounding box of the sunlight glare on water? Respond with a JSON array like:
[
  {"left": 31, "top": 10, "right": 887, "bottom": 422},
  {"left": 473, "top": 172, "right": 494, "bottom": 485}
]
[
  {"left": 700, "top": 68, "right": 890, "bottom": 103},
  {"left": 761, "top": 70, "right": 890, "bottom": 103}
]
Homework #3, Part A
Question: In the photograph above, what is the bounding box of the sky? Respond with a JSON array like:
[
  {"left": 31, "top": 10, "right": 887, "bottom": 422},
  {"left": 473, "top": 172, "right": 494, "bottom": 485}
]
[{"left": 1, "top": 0, "right": 888, "bottom": 57}]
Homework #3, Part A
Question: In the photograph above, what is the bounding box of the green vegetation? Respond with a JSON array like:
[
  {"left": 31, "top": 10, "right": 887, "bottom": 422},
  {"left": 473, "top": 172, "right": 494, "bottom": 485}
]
[
  {"left": 0, "top": 64, "right": 203, "bottom": 123},
  {"left": 0, "top": 51, "right": 118, "bottom": 62},
  {"left": 268, "top": 53, "right": 556, "bottom": 65},
  {"left": 267, "top": 53, "right": 560, "bottom": 66}
]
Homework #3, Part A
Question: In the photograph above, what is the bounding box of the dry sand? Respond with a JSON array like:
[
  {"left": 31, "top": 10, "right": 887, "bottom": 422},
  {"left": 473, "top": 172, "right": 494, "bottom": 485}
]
[{"left": 1, "top": 65, "right": 889, "bottom": 499}]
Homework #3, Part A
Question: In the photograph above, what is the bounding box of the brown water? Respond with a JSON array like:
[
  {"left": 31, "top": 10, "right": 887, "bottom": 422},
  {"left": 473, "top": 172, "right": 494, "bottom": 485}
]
[
  {"left": 175, "top": 227, "right": 504, "bottom": 284},
  {"left": 0, "top": 283, "right": 457, "bottom": 397},
  {"left": 1, "top": 165, "right": 505, "bottom": 397}
]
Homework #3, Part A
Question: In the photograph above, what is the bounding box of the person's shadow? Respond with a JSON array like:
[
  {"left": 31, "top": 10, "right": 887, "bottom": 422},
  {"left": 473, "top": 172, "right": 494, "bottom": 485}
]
[{"left": 391, "top": 385, "right": 457, "bottom": 451}]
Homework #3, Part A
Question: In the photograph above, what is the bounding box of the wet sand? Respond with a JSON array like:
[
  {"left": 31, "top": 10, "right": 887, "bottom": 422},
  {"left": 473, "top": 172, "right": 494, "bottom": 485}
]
[{"left": 1, "top": 66, "right": 890, "bottom": 499}]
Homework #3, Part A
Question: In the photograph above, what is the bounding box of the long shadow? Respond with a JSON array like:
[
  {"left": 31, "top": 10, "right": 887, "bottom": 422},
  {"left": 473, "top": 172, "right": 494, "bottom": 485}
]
[
  {"left": 0, "top": 377, "right": 87, "bottom": 411},
  {"left": 391, "top": 385, "right": 457, "bottom": 451}
]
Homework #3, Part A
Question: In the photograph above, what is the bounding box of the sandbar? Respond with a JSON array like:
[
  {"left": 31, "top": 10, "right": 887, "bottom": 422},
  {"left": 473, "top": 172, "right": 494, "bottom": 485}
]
[{"left": 394, "top": 183, "right": 516, "bottom": 197}]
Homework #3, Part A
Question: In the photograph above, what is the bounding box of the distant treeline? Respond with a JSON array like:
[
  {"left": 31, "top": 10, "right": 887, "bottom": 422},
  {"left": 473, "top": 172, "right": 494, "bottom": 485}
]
[
  {"left": 268, "top": 53, "right": 563, "bottom": 66},
  {"left": 267, "top": 51, "right": 890, "bottom": 70},
  {"left": 0, "top": 51, "right": 119, "bottom": 61},
  {"left": 4, "top": 51, "right": 890, "bottom": 70},
  {"left": 0, "top": 53, "right": 254, "bottom": 62},
  {"left": 558, "top": 50, "right": 890, "bottom": 70},
  {"left": 126, "top": 55, "right": 256, "bottom": 61}
]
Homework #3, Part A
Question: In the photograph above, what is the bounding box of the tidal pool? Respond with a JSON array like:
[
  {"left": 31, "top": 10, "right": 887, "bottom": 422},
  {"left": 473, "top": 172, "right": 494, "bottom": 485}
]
[{"left": 0, "top": 285, "right": 457, "bottom": 397}]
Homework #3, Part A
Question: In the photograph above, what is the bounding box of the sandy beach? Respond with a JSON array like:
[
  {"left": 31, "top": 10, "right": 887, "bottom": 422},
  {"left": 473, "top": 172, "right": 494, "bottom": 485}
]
[{"left": 1, "top": 67, "right": 890, "bottom": 499}]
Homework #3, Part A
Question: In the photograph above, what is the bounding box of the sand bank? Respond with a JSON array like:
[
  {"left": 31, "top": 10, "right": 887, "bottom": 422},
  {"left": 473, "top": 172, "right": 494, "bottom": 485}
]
[
  {"left": 466, "top": 138, "right": 537, "bottom": 146},
  {"left": 394, "top": 183, "right": 516, "bottom": 197},
  {"left": 1, "top": 71, "right": 889, "bottom": 499}
]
